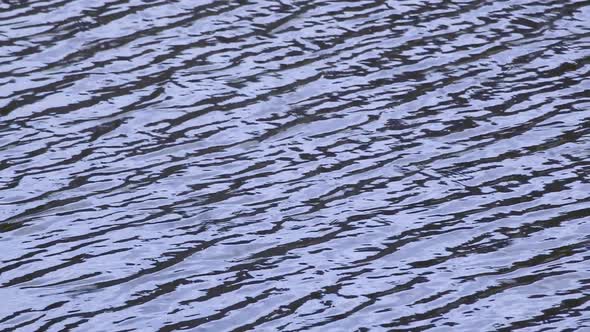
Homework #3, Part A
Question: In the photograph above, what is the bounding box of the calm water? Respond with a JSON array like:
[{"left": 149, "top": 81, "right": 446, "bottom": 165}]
[{"left": 1, "top": 0, "right": 590, "bottom": 331}]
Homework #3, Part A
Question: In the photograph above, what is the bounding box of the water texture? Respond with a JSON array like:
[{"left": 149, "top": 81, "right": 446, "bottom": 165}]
[{"left": 1, "top": 0, "right": 590, "bottom": 331}]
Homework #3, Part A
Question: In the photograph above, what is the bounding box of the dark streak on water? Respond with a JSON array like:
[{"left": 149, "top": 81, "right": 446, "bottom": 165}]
[{"left": 1, "top": 0, "right": 590, "bottom": 331}]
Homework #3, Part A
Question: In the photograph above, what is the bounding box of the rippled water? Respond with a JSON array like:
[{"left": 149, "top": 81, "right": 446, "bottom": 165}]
[{"left": 1, "top": 0, "right": 590, "bottom": 331}]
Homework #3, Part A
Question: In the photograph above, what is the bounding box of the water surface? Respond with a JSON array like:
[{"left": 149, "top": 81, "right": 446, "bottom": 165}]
[{"left": 1, "top": 0, "right": 590, "bottom": 331}]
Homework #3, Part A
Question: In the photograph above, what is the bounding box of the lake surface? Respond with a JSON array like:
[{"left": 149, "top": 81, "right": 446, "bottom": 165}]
[{"left": 1, "top": 0, "right": 590, "bottom": 331}]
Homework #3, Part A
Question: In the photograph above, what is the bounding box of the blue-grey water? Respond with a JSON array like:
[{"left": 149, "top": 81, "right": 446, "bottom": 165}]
[{"left": 1, "top": 0, "right": 590, "bottom": 331}]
